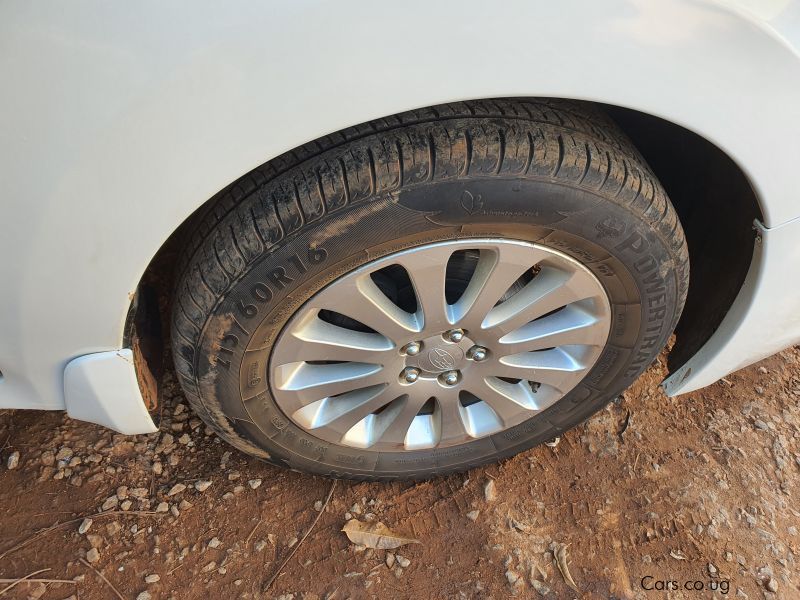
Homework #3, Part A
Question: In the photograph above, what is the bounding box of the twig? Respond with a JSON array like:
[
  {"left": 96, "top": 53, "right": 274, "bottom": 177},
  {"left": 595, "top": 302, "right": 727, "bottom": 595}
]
[
  {"left": 0, "top": 510, "right": 159, "bottom": 561},
  {"left": 80, "top": 558, "right": 125, "bottom": 600},
  {"left": 0, "top": 568, "right": 50, "bottom": 596},
  {"left": 262, "top": 480, "right": 337, "bottom": 593},
  {"left": 245, "top": 518, "right": 263, "bottom": 548},
  {"left": 0, "top": 577, "right": 74, "bottom": 584}
]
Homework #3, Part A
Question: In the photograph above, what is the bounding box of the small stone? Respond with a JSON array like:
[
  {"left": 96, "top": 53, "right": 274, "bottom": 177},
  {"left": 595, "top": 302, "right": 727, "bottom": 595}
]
[
  {"left": 56, "top": 447, "right": 73, "bottom": 461},
  {"left": 505, "top": 569, "right": 520, "bottom": 585},
  {"left": 396, "top": 555, "right": 410, "bottom": 568},
  {"left": 386, "top": 553, "right": 395, "bottom": 568},
  {"left": 201, "top": 561, "right": 217, "bottom": 573},
  {"left": 85, "top": 547, "right": 100, "bottom": 563},
  {"left": 101, "top": 496, "right": 119, "bottom": 511},
  {"left": 466, "top": 510, "right": 480, "bottom": 521},
  {"left": 233, "top": 485, "right": 245, "bottom": 494},
  {"left": 350, "top": 503, "right": 362, "bottom": 515},
  {"left": 766, "top": 579, "right": 778, "bottom": 593},
  {"left": 194, "top": 480, "right": 212, "bottom": 492},
  {"left": 40, "top": 450, "right": 55, "bottom": 466},
  {"left": 208, "top": 537, "right": 221, "bottom": 549},
  {"left": 708, "top": 562, "right": 718, "bottom": 577},
  {"left": 222, "top": 492, "right": 234, "bottom": 500},
  {"left": 254, "top": 540, "right": 267, "bottom": 552},
  {"left": 484, "top": 480, "right": 497, "bottom": 502},
  {"left": 106, "top": 522, "right": 122, "bottom": 536},
  {"left": 531, "top": 579, "right": 552, "bottom": 596},
  {"left": 167, "top": 483, "right": 186, "bottom": 496},
  {"left": 287, "top": 536, "right": 298, "bottom": 548},
  {"left": 116, "top": 486, "right": 129, "bottom": 500},
  {"left": 170, "top": 505, "right": 180, "bottom": 518},
  {"left": 155, "top": 502, "right": 169, "bottom": 513},
  {"left": 314, "top": 500, "right": 324, "bottom": 512},
  {"left": 144, "top": 573, "right": 160, "bottom": 583},
  {"left": 129, "top": 487, "right": 149, "bottom": 499},
  {"left": 87, "top": 534, "right": 103, "bottom": 548},
  {"left": 78, "top": 518, "right": 93, "bottom": 534},
  {"left": 136, "top": 593, "right": 152, "bottom": 600},
  {"left": 234, "top": 579, "right": 243, "bottom": 586},
  {"left": 120, "top": 500, "right": 133, "bottom": 511},
  {"left": 6, "top": 450, "right": 20, "bottom": 469},
  {"left": 179, "top": 499, "right": 193, "bottom": 510},
  {"left": 248, "top": 478, "right": 262, "bottom": 490},
  {"left": 178, "top": 434, "right": 191, "bottom": 445},
  {"left": 152, "top": 461, "right": 163, "bottom": 475},
  {"left": 228, "top": 471, "right": 241, "bottom": 481},
  {"left": 754, "top": 419, "right": 769, "bottom": 431}
]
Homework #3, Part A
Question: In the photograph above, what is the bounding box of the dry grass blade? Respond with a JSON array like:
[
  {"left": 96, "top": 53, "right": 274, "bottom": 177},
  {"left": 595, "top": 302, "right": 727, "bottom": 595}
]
[
  {"left": 554, "top": 543, "right": 579, "bottom": 592},
  {"left": 0, "top": 568, "right": 50, "bottom": 597},
  {"left": 342, "top": 520, "right": 420, "bottom": 550},
  {"left": 79, "top": 558, "right": 125, "bottom": 600},
  {"left": 262, "top": 479, "right": 337, "bottom": 593}
]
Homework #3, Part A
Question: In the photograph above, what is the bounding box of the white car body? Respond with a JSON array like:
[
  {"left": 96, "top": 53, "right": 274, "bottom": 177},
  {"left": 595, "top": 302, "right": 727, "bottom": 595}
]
[{"left": 1, "top": 0, "right": 799, "bottom": 434}]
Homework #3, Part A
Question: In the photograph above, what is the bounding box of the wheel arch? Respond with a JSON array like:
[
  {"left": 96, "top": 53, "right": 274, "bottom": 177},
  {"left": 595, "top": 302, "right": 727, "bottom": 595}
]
[{"left": 127, "top": 98, "right": 761, "bottom": 405}]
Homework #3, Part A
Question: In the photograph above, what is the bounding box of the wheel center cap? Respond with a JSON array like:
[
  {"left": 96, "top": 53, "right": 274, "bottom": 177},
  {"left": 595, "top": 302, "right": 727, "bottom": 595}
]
[{"left": 406, "top": 333, "right": 473, "bottom": 374}]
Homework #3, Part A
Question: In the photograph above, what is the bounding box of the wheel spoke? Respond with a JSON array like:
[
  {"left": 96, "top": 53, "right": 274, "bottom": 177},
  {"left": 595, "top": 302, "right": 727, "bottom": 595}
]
[
  {"left": 294, "top": 384, "right": 397, "bottom": 436},
  {"left": 394, "top": 245, "right": 453, "bottom": 330},
  {"left": 497, "top": 303, "right": 607, "bottom": 354},
  {"left": 481, "top": 266, "right": 598, "bottom": 337},
  {"left": 278, "top": 314, "right": 396, "bottom": 363},
  {"left": 272, "top": 362, "right": 387, "bottom": 409},
  {"left": 310, "top": 274, "right": 420, "bottom": 340},
  {"left": 377, "top": 394, "right": 430, "bottom": 447},
  {"left": 474, "top": 377, "right": 538, "bottom": 423},
  {"left": 437, "top": 390, "right": 470, "bottom": 443},
  {"left": 451, "top": 246, "right": 543, "bottom": 331},
  {"left": 495, "top": 347, "right": 588, "bottom": 391}
]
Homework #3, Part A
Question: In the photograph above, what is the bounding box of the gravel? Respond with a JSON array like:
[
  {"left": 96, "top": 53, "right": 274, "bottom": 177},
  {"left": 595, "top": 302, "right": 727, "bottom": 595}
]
[
  {"left": 85, "top": 547, "right": 100, "bottom": 563},
  {"left": 168, "top": 483, "right": 187, "bottom": 496},
  {"left": 78, "top": 518, "right": 93, "bottom": 534},
  {"left": 484, "top": 480, "right": 497, "bottom": 502},
  {"left": 6, "top": 450, "right": 20, "bottom": 470}
]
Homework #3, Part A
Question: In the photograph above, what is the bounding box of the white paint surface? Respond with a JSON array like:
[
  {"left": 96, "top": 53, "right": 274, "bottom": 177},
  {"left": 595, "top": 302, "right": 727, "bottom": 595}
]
[{"left": 1, "top": 1, "right": 800, "bottom": 426}]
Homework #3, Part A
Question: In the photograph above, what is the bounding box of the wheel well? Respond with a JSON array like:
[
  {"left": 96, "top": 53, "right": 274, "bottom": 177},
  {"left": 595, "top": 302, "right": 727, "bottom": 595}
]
[
  {"left": 604, "top": 105, "right": 761, "bottom": 371},
  {"left": 130, "top": 98, "right": 762, "bottom": 385}
]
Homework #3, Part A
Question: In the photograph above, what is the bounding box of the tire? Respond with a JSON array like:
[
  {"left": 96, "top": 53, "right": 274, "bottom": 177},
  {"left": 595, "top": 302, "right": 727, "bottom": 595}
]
[{"left": 170, "top": 98, "right": 689, "bottom": 480}]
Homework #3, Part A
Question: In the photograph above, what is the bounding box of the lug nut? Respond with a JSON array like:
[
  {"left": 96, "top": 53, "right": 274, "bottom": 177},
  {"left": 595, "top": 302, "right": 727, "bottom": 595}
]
[
  {"left": 444, "top": 329, "right": 464, "bottom": 343},
  {"left": 402, "top": 367, "right": 420, "bottom": 383},
  {"left": 468, "top": 346, "right": 488, "bottom": 362},
  {"left": 440, "top": 370, "right": 460, "bottom": 386},
  {"left": 401, "top": 341, "right": 421, "bottom": 356}
]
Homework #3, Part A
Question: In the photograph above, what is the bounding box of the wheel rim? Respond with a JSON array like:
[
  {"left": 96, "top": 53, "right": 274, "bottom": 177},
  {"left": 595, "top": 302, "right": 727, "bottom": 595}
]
[{"left": 269, "top": 239, "right": 611, "bottom": 451}]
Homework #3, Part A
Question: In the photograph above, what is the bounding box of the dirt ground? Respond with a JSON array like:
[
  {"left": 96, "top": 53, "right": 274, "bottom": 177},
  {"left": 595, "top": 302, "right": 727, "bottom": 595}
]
[{"left": 1, "top": 345, "right": 799, "bottom": 600}]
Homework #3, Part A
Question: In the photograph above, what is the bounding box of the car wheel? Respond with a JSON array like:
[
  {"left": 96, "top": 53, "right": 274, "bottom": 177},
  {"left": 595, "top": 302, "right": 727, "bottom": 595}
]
[{"left": 170, "top": 99, "right": 689, "bottom": 480}]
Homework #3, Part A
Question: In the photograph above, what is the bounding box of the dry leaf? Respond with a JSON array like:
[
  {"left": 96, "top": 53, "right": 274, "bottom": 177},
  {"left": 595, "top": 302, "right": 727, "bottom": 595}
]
[
  {"left": 342, "top": 520, "right": 419, "bottom": 550},
  {"left": 554, "top": 543, "right": 579, "bottom": 592}
]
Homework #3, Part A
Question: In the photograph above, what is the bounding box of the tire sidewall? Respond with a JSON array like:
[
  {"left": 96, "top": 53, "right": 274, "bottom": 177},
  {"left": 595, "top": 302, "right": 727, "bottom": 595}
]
[{"left": 194, "top": 177, "right": 680, "bottom": 478}]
